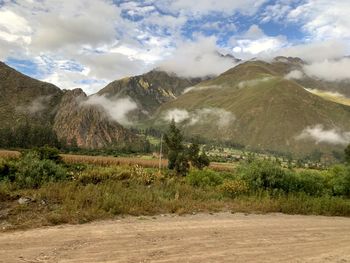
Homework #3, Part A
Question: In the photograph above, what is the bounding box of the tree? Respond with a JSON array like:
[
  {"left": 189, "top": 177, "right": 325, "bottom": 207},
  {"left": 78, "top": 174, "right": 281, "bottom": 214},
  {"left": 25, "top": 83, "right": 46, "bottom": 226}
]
[
  {"left": 188, "top": 141, "right": 210, "bottom": 169},
  {"left": 345, "top": 144, "right": 350, "bottom": 164},
  {"left": 164, "top": 120, "right": 188, "bottom": 175}
]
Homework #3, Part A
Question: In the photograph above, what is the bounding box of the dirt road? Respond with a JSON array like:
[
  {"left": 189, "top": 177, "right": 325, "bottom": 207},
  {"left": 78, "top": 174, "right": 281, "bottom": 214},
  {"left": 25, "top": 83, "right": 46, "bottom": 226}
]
[{"left": 1, "top": 213, "right": 350, "bottom": 262}]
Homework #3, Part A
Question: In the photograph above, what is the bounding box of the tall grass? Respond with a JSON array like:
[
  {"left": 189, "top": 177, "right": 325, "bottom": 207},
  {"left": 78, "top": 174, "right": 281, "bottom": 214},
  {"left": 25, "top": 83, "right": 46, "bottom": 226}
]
[{"left": 0, "top": 155, "right": 349, "bottom": 231}]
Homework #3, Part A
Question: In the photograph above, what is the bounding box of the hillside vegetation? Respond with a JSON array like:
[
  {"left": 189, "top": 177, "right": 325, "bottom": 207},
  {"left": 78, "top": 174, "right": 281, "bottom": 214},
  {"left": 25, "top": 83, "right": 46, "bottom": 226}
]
[{"left": 153, "top": 60, "right": 350, "bottom": 157}]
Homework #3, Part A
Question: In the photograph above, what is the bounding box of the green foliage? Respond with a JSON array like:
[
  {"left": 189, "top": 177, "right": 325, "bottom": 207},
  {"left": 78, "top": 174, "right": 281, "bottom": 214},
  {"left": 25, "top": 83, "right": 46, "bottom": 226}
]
[
  {"left": 186, "top": 169, "right": 235, "bottom": 187},
  {"left": 325, "top": 165, "right": 350, "bottom": 197},
  {"left": 238, "top": 159, "right": 294, "bottom": 192},
  {"left": 164, "top": 120, "right": 188, "bottom": 176},
  {"left": 293, "top": 171, "right": 327, "bottom": 196},
  {"left": 32, "top": 146, "right": 62, "bottom": 163},
  {"left": 0, "top": 158, "right": 14, "bottom": 180},
  {"left": 345, "top": 144, "right": 350, "bottom": 164},
  {"left": 237, "top": 159, "right": 350, "bottom": 197},
  {"left": 164, "top": 122, "right": 210, "bottom": 175},
  {"left": 173, "top": 152, "right": 190, "bottom": 176},
  {"left": 13, "top": 152, "right": 67, "bottom": 188},
  {"left": 188, "top": 142, "right": 210, "bottom": 169},
  {"left": 0, "top": 122, "right": 62, "bottom": 149}
]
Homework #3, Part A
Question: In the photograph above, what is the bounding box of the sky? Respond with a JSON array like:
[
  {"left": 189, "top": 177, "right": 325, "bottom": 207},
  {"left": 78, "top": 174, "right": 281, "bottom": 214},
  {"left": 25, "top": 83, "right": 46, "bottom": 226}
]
[{"left": 1, "top": 0, "right": 350, "bottom": 94}]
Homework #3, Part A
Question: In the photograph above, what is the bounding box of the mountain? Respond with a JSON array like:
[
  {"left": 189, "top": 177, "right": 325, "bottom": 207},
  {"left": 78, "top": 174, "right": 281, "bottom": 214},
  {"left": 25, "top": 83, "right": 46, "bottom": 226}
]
[
  {"left": 0, "top": 61, "right": 63, "bottom": 126},
  {"left": 2, "top": 58, "right": 350, "bottom": 156},
  {"left": 268, "top": 56, "right": 350, "bottom": 99},
  {"left": 53, "top": 89, "right": 136, "bottom": 148},
  {"left": 152, "top": 58, "right": 350, "bottom": 157},
  {"left": 0, "top": 62, "right": 137, "bottom": 149},
  {"left": 98, "top": 70, "right": 202, "bottom": 121}
]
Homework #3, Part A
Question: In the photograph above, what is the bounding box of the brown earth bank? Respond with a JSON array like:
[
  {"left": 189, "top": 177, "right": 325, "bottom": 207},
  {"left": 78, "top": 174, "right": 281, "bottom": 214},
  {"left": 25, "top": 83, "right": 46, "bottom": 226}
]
[{"left": 0, "top": 213, "right": 350, "bottom": 263}]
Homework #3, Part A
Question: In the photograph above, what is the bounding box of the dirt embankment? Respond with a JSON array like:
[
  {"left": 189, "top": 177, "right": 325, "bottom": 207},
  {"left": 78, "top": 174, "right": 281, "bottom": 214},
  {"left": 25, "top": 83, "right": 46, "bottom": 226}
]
[{"left": 0, "top": 213, "right": 350, "bottom": 263}]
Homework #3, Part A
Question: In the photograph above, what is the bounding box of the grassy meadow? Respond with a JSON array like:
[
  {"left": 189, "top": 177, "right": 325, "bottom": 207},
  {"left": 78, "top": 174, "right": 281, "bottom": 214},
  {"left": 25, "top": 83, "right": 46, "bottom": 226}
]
[{"left": 0, "top": 148, "right": 349, "bottom": 231}]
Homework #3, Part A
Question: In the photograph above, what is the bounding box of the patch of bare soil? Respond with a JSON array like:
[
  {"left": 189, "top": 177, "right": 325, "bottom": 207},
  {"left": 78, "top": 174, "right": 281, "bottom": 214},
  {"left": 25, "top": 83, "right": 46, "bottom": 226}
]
[{"left": 0, "top": 213, "right": 349, "bottom": 262}]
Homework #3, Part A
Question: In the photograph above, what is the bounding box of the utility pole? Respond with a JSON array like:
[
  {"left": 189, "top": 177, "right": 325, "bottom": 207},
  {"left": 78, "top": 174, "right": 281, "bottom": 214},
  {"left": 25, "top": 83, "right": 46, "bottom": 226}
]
[{"left": 159, "top": 134, "right": 163, "bottom": 172}]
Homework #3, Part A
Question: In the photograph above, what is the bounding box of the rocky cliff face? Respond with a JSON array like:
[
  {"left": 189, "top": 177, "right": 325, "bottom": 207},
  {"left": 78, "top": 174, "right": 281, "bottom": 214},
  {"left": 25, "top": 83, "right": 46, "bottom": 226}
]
[
  {"left": 53, "top": 89, "right": 135, "bottom": 148},
  {"left": 98, "top": 70, "right": 202, "bottom": 120}
]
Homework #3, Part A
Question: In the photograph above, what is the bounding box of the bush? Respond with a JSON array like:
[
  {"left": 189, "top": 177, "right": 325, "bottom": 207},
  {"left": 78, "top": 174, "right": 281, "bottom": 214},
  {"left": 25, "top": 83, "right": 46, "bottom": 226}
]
[
  {"left": 238, "top": 159, "right": 295, "bottom": 192},
  {"left": 186, "top": 169, "right": 235, "bottom": 187},
  {"left": 77, "top": 166, "right": 131, "bottom": 185},
  {"left": 325, "top": 165, "right": 350, "bottom": 197},
  {"left": 33, "top": 146, "right": 62, "bottom": 163},
  {"left": 131, "top": 165, "right": 156, "bottom": 185},
  {"left": 294, "top": 171, "right": 327, "bottom": 196},
  {"left": 0, "top": 159, "right": 11, "bottom": 179},
  {"left": 14, "top": 152, "right": 67, "bottom": 188},
  {"left": 220, "top": 179, "right": 249, "bottom": 198}
]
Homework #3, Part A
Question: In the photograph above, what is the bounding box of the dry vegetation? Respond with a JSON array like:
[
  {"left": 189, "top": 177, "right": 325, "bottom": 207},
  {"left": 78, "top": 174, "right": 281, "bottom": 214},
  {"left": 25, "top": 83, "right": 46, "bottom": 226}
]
[
  {"left": 0, "top": 150, "right": 235, "bottom": 171},
  {"left": 62, "top": 154, "right": 235, "bottom": 171},
  {"left": 0, "top": 150, "right": 21, "bottom": 159}
]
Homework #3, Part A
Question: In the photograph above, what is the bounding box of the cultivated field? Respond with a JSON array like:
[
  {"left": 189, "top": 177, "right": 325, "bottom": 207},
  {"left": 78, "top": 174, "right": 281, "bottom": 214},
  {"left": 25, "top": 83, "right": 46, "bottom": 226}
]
[
  {"left": 0, "top": 150, "right": 20, "bottom": 159},
  {"left": 0, "top": 150, "right": 236, "bottom": 171},
  {"left": 1, "top": 212, "right": 350, "bottom": 263}
]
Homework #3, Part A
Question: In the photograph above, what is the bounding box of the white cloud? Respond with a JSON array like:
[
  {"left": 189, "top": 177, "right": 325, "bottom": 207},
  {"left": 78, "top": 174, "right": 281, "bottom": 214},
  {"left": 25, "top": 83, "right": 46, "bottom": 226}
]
[
  {"left": 230, "top": 25, "right": 287, "bottom": 59},
  {"left": 303, "top": 58, "right": 350, "bottom": 82},
  {"left": 261, "top": 1, "right": 293, "bottom": 23},
  {"left": 16, "top": 95, "right": 52, "bottom": 114},
  {"left": 163, "top": 107, "right": 235, "bottom": 128},
  {"left": 156, "top": 0, "right": 267, "bottom": 16},
  {"left": 183, "top": 85, "right": 222, "bottom": 94},
  {"left": 83, "top": 95, "right": 138, "bottom": 126},
  {"left": 163, "top": 109, "right": 190, "bottom": 123},
  {"left": 237, "top": 77, "right": 273, "bottom": 89},
  {"left": 189, "top": 108, "right": 235, "bottom": 128},
  {"left": 158, "top": 36, "right": 237, "bottom": 78},
  {"left": 28, "top": 1, "right": 121, "bottom": 51},
  {"left": 0, "top": 0, "right": 160, "bottom": 92},
  {"left": 296, "top": 124, "right": 350, "bottom": 145},
  {"left": 0, "top": 9, "right": 31, "bottom": 44},
  {"left": 288, "top": 0, "right": 350, "bottom": 41},
  {"left": 284, "top": 70, "right": 304, "bottom": 80},
  {"left": 77, "top": 52, "right": 146, "bottom": 81},
  {"left": 42, "top": 70, "right": 106, "bottom": 95},
  {"left": 275, "top": 40, "right": 347, "bottom": 62}
]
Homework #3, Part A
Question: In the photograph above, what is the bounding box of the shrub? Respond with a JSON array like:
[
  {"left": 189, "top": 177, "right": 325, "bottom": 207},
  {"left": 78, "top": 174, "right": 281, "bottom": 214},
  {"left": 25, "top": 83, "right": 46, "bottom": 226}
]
[
  {"left": 325, "top": 165, "right": 350, "bottom": 197},
  {"left": 220, "top": 179, "right": 249, "bottom": 198},
  {"left": 131, "top": 165, "right": 156, "bottom": 185},
  {"left": 77, "top": 166, "right": 131, "bottom": 185},
  {"left": 33, "top": 146, "right": 62, "bottom": 163},
  {"left": 345, "top": 144, "right": 350, "bottom": 164},
  {"left": 186, "top": 169, "right": 235, "bottom": 187},
  {"left": 294, "top": 171, "right": 327, "bottom": 196},
  {"left": 238, "top": 159, "right": 295, "bottom": 192},
  {"left": 14, "top": 152, "right": 67, "bottom": 188},
  {"left": 0, "top": 159, "right": 11, "bottom": 180}
]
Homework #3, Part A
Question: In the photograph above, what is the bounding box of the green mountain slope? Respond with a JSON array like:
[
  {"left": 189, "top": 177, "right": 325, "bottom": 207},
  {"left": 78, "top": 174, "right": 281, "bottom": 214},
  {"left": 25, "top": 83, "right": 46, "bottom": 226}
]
[{"left": 153, "top": 60, "right": 350, "bottom": 156}]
